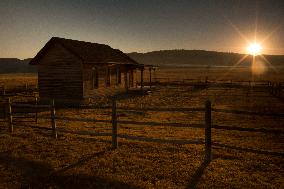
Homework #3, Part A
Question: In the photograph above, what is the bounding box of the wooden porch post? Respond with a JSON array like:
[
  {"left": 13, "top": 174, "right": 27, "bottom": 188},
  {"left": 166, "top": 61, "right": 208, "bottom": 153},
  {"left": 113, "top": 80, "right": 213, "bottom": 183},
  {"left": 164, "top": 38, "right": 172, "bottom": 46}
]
[
  {"left": 140, "top": 68, "right": 144, "bottom": 90},
  {"left": 149, "top": 67, "right": 152, "bottom": 88},
  {"left": 124, "top": 71, "right": 128, "bottom": 91},
  {"left": 109, "top": 68, "right": 111, "bottom": 86},
  {"left": 153, "top": 68, "right": 156, "bottom": 82},
  {"left": 105, "top": 67, "right": 108, "bottom": 87},
  {"left": 135, "top": 69, "right": 138, "bottom": 88},
  {"left": 129, "top": 70, "right": 134, "bottom": 88},
  {"left": 105, "top": 67, "right": 111, "bottom": 87},
  {"left": 116, "top": 67, "right": 119, "bottom": 85}
]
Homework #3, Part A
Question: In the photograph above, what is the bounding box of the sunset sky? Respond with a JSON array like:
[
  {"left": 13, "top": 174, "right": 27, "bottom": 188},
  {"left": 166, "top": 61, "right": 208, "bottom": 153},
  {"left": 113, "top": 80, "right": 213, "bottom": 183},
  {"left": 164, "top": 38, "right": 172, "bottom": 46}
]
[{"left": 0, "top": 0, "right": 283, "bottom": 59}]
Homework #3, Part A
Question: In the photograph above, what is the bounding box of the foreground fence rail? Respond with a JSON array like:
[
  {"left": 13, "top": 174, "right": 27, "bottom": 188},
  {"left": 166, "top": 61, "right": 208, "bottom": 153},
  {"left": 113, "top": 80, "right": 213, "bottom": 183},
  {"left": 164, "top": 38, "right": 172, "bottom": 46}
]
[{"left": 1, "top": 97, "right": 284, "bottom": 160}]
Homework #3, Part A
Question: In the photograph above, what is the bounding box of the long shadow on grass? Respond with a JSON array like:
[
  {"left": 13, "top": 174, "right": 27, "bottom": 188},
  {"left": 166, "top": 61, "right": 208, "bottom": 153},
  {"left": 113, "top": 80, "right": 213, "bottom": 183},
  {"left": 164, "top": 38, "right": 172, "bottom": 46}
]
[
  {"left": 186, "top": 149, "right": 270, "bottom": 189},
  {"left": 0, "top": 150, "right": 140, "bottom": 188},
  {"left": 212, "top": 143, "right": 284, "bottom": 157},
  {"left": 186, "top": 160, "right": 210, "bottom": 189},
  {"left": 0, "top": 151, "right": 53, "bottom": 187},
  {"left": 48, "top": 148, "right": 142, "bottom": 188},
  {"left": 185, "top": 154, "right": 237, "bottom": 189},
  {"left": 49, "top": 173, "right": 142, "bottom": 189},
  {"left": 50, "top": 148, "right": 112, "bottom": 176}
]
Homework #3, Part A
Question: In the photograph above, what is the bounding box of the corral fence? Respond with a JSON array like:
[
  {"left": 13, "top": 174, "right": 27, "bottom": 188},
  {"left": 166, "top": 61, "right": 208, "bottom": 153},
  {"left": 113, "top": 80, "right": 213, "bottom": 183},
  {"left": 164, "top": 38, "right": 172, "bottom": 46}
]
[
  {"left": 142, "top": 78, "right": 284, "bottom": 98},
  {"left": 1, "top": 79, "right": 283, "bottom": 98},
  {"left": 0, "top": 83, "right": 38, "bottom": 96},
  {"left": 1, "top": 97, "right": 284, "bottom": 162}
]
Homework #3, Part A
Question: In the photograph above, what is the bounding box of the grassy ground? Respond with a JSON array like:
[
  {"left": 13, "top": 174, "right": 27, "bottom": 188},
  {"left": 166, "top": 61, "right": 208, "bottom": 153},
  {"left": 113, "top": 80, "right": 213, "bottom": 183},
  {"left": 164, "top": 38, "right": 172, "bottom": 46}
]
[{"left": 0, "top": 68, "right": 283, "bottom": 188}]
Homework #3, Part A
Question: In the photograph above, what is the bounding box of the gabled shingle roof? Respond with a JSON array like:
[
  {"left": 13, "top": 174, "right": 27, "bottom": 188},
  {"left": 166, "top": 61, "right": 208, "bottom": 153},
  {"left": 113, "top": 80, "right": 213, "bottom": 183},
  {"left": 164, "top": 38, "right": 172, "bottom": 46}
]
[{"left": 30, "top": 37, "right": 142, "bottom": 67}]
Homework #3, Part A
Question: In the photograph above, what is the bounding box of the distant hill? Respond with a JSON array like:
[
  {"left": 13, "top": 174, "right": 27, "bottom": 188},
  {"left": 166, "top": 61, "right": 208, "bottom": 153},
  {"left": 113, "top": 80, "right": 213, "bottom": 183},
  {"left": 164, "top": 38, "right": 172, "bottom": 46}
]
[
  {"left": 0, "top": 58, "right": 36, "bottom": 73},
  {"left": 128, "top": 50, "right": 284, "bottom": 67},
  {"left": 0, "top": 50, "right": 283, "bottom": 73}
]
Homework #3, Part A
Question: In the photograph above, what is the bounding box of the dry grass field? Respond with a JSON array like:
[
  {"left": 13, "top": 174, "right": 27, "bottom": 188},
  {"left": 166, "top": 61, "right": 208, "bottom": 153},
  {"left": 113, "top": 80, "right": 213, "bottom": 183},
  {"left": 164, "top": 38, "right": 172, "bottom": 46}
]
[
  {"left": 0, "top": 73, "right": 37, "bottom": 89},
  {"left": 0, "top": 67, "right": 283, "bottom": 188}
]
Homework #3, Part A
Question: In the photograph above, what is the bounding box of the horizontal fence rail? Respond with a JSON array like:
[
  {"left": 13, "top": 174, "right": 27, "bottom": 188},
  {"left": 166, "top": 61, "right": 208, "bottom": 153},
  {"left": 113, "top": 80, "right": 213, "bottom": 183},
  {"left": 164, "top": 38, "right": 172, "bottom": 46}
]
[
  {"left": 1, "top": 83, "right": 38, "bottom": 97},
  {"left": 212, "top": 108, "right": 284, "bottom": 117},
  {"left": 42, "top": 116, "right": 111, "bottom": 124},
  {"left": 117, "top": 107, "right": 204, "bottom": 112},
  {"left": 213, "top": 125, "right": 284, "bottom": 134},
  {"left": 117, "top": 134, "right": 204, "bottom": 145},
  {"left": 117, "top": 120, "right": 205, "bottom": 128},
  {"left": 11, "top": 103, "right": 51, "bottom": 108},
  {"left": 2, "top": 92, "right": 284, "bottom": 160}
]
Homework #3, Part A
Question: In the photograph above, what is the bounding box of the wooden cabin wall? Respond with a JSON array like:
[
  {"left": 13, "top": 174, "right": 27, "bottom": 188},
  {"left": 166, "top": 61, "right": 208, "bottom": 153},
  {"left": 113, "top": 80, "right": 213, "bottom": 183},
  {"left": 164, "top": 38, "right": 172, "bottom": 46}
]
[{"left": 37, "top": 43, "right": 83, "bottom": 100}]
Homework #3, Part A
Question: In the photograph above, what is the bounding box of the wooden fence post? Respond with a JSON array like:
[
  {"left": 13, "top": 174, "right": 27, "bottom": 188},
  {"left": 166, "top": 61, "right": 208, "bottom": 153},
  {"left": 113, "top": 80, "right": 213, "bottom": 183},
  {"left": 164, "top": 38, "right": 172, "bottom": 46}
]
[
  {"left": 205, "top": 100, "right": 212, "bottom": 162},
  {"left": 140, "top": 68, "right": 144, "bottom": 90},
  {"left": 268, "top": 81, "right": 271, "bottom": 94},
  {"left": 279, "top": 83, "right": 282, "bottom": 97},
  {"left": 149, "top": 67, "right": 152, "bottom": 88},
  {"left": 35, "top": 97, "right": 38, "bottom": 124},
  {"left": 50, "top": 99, "right": 57, "bottom": 139},
  {"left": 277, "top": 83, "right": 281, "bottom": 97},
  {"left": 275, "top": 83, "right": 278, "bottom": 96},
  {"left": 112, "top": 98, "right": 118, "bottom": 149},
  {"left": 8, "top": 98, "right": 13, "bottom": 133},
  {"left": 273, "top": 83, "right": 276, "bottom": 96},
  {"left": 25, "top": 83, "right": 28, "bottom": 94},
  {"left": 3, "top": 85, "right": 6, "bottom": 96}
]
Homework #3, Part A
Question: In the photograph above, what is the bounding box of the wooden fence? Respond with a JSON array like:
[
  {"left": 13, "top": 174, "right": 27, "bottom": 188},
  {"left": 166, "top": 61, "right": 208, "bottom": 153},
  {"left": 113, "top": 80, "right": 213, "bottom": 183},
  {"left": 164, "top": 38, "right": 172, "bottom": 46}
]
[
  {"left": 0, "top": 83, "right": 37, "bottom": 96},
  {"left": 149, "top": 78, "right": 283, "bottom": 93},
  {"left": 1, "top": 98, "right": 284, "bottom": 162},
  {"left": 1, "top": 79, "right": 283, "bottom": 99}
]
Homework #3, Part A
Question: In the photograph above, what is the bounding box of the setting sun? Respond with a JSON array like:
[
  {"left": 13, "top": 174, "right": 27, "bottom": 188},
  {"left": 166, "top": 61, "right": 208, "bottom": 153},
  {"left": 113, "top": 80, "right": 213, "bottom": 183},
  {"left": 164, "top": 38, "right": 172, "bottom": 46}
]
[{"left": 247, "top": 42, "right": 262, "bottom": 56}]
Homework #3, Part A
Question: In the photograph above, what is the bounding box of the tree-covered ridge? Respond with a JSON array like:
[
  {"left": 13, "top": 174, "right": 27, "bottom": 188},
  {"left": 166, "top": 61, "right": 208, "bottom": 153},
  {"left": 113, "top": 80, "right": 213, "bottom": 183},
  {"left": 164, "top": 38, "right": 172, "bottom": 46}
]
[
  {"left": 128, "top": 50, "right": 284, "bottom": 67},
  {"left": 0, "top": 50, "right": 283, "bottom": 73},
  {"left": 0, "top": 58, "right": 35, "bottom": 73}
]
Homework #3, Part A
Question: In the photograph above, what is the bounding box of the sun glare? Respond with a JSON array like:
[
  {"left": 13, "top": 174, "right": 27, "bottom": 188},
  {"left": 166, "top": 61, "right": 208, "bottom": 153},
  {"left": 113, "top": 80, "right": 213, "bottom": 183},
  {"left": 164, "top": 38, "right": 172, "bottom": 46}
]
[{"left": 247, "top": 42, "right": 262, "bottom": 56}]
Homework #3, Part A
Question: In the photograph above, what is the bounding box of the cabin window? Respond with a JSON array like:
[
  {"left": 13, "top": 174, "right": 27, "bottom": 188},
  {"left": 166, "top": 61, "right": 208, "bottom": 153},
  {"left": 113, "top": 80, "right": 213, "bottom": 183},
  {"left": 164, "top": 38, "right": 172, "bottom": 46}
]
[
  {"left": 116, "top": 67, "right": 121, "bottom": 85},
  {"left": 92, "top": 69, "right": 99, "bottom": 89}
]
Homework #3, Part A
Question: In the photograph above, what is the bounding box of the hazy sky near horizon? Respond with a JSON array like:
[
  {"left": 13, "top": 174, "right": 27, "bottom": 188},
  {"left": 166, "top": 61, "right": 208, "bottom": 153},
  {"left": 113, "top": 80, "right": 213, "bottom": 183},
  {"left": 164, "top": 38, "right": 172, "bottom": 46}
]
[{"left": 0, "top": 0, "right": 283, "bottom": 59}]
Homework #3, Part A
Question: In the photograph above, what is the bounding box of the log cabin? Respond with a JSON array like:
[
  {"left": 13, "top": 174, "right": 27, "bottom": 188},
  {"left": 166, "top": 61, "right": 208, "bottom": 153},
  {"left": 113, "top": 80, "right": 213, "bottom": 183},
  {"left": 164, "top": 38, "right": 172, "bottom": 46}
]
[{"left": 30, "top": 37, "right": 150, "bottom": 102}]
